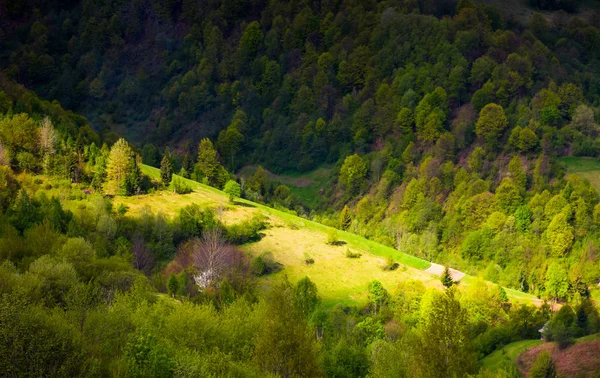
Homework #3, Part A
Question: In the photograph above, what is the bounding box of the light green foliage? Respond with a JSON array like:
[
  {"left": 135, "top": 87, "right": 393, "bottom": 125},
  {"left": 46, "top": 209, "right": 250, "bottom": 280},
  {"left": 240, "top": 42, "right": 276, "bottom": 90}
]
[
  {"left": 339, "top": 154, "right": 367, "bottom": 194},
  {"left": 196, "top": 138, "right": 227, "bottom": 188},
  {"left": 326, "top": 228, "right": 339, "bottom": 245},
  {"left": 496, "top": 179, "right": 523, "bottom": 215},
  {"left": 476, "top": 104, "right": 508, "bottom": 149},
  {"left": 293, "top": 277, "right": 320, "bottom": 318},
  {"left": 104, "top": 138, "right": 140, "bottom": 196},
  {"left": 545, "top": 261, "right": 570, "bottom": 302},
  {"left": 461, "top": 277, "right": 505, "bottom": 325},
  {"left": 223, "top": 180, "right": 241, "bottom": 202},
  {"left": 125, "top": 330, "right": 174, "bottom": 378},
  {"left": 545, "top": 210, "right": 574, "bottom": 257},
  {"left": 253, "top": 278, "right": 321, "bottom": 377},
  {"left": 368, "top": 280, "right": 389, "bottom": 315},
  {"left": 418, "top": 289, "right": 477, "bottom": 378},
  {"left": 0, "top": 113, "right": 39, "bottom": 159},
  {"left": 508, "top": 156, "right": 527, "bottom": 192}
]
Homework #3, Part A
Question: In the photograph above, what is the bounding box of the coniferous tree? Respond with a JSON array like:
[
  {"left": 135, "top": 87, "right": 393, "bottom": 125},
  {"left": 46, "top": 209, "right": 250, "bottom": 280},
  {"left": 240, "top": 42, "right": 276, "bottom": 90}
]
[
  {"left": 339, "top": 205, "right": 352, "bottom": 230},
  {"left": 441, "top": 266, "right": 454, "bottom": 288},
  {"left": 160, "top": 149, "right": 173, "bottom": 187}
]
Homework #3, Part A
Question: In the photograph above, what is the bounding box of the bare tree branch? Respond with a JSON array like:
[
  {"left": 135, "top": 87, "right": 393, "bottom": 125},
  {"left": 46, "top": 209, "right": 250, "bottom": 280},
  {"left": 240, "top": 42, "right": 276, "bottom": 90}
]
[{"left": 133, "top": 233, "right": 154, "bottom": 274}]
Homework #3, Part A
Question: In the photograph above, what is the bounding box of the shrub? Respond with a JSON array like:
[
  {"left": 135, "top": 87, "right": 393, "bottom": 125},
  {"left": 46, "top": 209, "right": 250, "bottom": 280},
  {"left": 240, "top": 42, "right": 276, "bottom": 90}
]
[
  {"left": 250, "top": 252, "right": 281, "bottom": 276},
  {"left": 226, "top": 215, "right": 267, "bottom": 244},
  {"left": 345, "top": 248, "right": 361, "bottom": 258},
  {"left": 326, "top": 228, "right": 339, "bottom": 245},
  {"left": 304, "top": 252, "right": 314, "bottom": 265},
  {"left": 171, "top": 177, "right": 192, "bottom": 194},
  {"left": 382, "top": 256, "right": 398, "bottom": 271}
]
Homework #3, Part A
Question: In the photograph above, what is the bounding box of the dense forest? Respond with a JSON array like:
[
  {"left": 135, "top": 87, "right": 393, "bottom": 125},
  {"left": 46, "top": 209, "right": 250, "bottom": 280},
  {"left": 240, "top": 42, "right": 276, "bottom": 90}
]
[{"left": 2, "top": 0, "right": 600, "bottom": 376}]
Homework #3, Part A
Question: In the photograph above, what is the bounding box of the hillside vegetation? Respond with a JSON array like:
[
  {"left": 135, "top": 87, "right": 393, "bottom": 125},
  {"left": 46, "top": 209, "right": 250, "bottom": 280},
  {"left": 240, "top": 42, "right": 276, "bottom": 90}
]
[{"left": 2, "top": 0, "right": 600, "bottom": 376}]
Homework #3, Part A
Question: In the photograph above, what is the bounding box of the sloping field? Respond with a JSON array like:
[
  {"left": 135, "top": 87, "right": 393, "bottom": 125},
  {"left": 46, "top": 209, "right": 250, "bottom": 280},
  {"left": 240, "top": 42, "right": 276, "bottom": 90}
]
[
  {"left": 560, "top": 156, "right": 600, "bottom": 193},
  {"left": 517, "top": 338, "right": 600, "bottom": 377},
  {"left": 112, "top": 165, "right": 540, "bottom": 307}
]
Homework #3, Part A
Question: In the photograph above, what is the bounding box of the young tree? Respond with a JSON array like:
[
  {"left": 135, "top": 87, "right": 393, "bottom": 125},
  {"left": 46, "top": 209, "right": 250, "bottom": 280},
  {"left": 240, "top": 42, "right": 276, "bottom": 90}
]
[
  {"left": 441, "top": 266, "right": 454, "bottom": 288},
  {"left": 475, "top": 103, "right": 508, "bottom": 150},
  {"left": 339, "top": 205, "right": 352, "bottom": 230},
  {"left": 339, "top": 154, "right": 367, "bottom": 194},
  {"left": 167, "top": 274, "right": 179, "bottom": 297},
  {"left": 368, "top": 280, "right": 389, "bottom": 315},
  {"left": 217, "top": 124, "right": 244, "bottom": 170},
  {"left": 196, "top": 138, "right": 227, "bottom": 188},
  {"left": 293, "top": 277, "right": 321, "bottom": 318},
  {"left": 418, "top": 289, "right": 477, "bottom": 378},
  {"left": 546, "top": 210, "right": 574, "bottom": 257},
  {"left": 160, "top": 149, "right": 173, "bottom": 187},
  {"left": 223, "top": 180, "right": 241, "bottom": 202},
  {"left": 545, "top": 261, "right": 570, "bottom": 302},
  {"left": 253, "top": 278, "right": 321, "bottom": 377},
  {"left": 39, "top": 117, "right": 58, "bottom": 174},
  {"left": 104, "top": 138, "right": 139, "bottom": 196}
]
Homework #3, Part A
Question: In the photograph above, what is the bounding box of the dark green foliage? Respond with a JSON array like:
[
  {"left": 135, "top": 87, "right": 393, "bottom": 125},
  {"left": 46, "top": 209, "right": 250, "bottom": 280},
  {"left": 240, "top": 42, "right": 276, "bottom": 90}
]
[
  {"left": 250, "top": 252, "right": 281, "bottom": 276},
  {"left": 225, "top": 215, "right": 266, "bottom": 245},
  {"left": 167, "top": 274, "right": 179, "bottom": 297},
  {"left": 441, "top": 266, "right": 454, "bottom": 288},
  {"left": 160, "top": 150, "right": 173, "bottom": 186}
]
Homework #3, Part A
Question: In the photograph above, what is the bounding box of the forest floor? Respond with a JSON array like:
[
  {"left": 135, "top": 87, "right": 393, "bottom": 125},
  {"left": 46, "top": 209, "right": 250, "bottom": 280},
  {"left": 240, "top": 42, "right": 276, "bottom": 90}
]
[{"left": 107, "top": 165, "right": 542, "bottom": 308}]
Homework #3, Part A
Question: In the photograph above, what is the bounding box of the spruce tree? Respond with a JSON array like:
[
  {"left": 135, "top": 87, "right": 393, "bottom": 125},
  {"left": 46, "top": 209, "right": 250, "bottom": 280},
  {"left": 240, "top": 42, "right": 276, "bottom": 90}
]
[
  {"left": 339, "top": 205, "right": 352, "bottom": 230},
  {"left": 441, "top": 266, "right": 454, "bottom": 288},
  {"left": 160, "top": 149, "right": 173, "bottom": 187}
]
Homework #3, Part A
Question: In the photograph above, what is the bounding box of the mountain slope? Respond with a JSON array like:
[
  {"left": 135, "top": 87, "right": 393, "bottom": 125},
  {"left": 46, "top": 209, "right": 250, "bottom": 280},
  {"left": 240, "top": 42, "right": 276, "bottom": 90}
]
[{"left": 109, "top": 164, "right": 540, "bottom": 306}]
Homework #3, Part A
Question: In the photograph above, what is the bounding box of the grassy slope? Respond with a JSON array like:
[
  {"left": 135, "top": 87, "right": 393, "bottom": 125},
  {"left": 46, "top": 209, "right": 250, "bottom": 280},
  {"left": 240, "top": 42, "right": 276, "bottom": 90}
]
[
  {"left": 113, "top": 165, "right": 540, "bottom": 307},
  {"left": 480, "top": 339, "right": 544, "bottom": 371},
  {"left": 560, "top": 156, "right": 600, "bottom": 193},
  {"left": 237, "top": 165, "right": 333, "bottom": 208},
  {"left": 481, "top": 334, "right": 600, "bottom": 374}
]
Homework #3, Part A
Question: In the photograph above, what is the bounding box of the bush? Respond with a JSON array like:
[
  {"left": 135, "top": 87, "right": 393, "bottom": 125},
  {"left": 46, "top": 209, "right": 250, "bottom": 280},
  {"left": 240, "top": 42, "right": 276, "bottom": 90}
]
[
  {"left": 171, "top": 177, "right": 192, "bottom": 194},
  {"left": 226, "top": 215, "right": 267, "bottom": 244},
  {"left": 304, "top": 252, "right": 314, "bottom": 265},
  {"left": 250, "top": 252, "right": 281, "bottom": 276},
  {"left": 345, "top": 248, "right": 361, "bottom": 258},
  {"left": 326, "top": 228, "right": 339, "bottom": 245},
  {"left": 382, "top": 256, "right": 398, "bottom": 271}
]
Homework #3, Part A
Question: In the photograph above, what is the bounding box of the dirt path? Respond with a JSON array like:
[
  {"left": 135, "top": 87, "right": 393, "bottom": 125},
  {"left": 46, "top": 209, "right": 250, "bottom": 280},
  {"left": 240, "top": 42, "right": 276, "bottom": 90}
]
[{"left": 424, "top": 263, "right": 465, "bottom": 281}]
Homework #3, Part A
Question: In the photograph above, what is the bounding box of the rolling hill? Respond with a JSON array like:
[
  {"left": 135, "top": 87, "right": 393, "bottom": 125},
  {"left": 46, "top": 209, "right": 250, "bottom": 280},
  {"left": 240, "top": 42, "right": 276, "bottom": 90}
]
[{"left": 106, "top": 164, "right": 541, "bottom": 307}]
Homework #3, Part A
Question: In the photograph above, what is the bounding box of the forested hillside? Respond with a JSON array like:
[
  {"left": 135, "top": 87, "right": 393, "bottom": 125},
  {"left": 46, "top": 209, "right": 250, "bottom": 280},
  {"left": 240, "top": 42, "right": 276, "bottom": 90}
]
[{"left": 2, "top": 0, "right": 600, "bottom": 376}]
